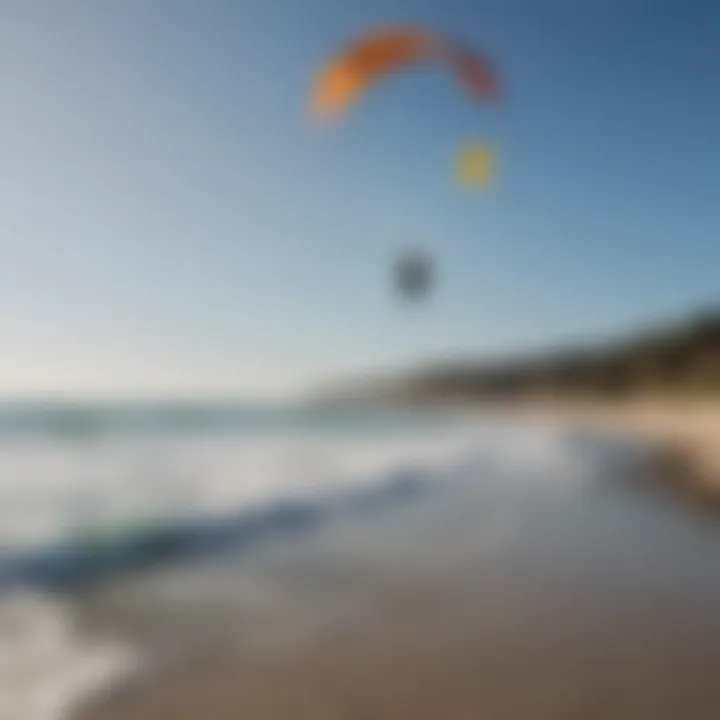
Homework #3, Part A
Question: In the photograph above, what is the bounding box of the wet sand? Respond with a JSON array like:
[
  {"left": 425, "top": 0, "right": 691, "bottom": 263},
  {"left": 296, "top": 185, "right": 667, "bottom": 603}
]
[
  {"left": 77, "top": 414, "right": 720, "bottom": 720},
  {"left": 83, "top": 576, "right": 720, "bottom": 720}
]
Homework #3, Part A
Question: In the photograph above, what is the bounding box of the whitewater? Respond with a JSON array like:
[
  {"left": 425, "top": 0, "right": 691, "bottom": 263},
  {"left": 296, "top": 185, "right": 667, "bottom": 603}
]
[{"left": 0, "top": 404, "right": 665, "bottom": 719}]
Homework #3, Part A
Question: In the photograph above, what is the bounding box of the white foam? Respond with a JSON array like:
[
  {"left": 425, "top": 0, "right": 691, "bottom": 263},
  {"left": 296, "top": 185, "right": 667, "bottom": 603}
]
[
  {"left": 0, "top": 591, "right": 138, "bottom": 720},
  {"left": 0, "top": 419, "right": 638, "bottom": 556}
]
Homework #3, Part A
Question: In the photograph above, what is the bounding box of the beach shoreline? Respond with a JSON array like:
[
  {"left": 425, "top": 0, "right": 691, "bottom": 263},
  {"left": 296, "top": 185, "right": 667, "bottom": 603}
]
[
  {"left": 386, "top": 397, "right": 720, "bottom": 500},
  {"left": 68, "top": 401, "right": 720, "bottom": 720},
  {"left": 511, "top": 400, "right": 720, "bottom": 505}
]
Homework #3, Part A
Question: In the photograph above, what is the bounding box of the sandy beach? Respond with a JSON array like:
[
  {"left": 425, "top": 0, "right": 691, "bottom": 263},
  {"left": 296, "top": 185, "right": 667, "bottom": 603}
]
[{"left": 74, "top": 402, "right": 720, "bottom": 720}]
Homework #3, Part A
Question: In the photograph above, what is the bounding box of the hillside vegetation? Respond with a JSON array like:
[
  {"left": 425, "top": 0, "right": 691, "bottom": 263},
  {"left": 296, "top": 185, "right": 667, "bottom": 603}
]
[{"left": 358, "top": 309, "right": 720, "bottom": 403}]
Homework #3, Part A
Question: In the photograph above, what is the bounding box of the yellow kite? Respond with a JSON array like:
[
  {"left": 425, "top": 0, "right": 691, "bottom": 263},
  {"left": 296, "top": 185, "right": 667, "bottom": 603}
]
[{"left": 455, "top": 145, "right": 495, "bottom": 188}]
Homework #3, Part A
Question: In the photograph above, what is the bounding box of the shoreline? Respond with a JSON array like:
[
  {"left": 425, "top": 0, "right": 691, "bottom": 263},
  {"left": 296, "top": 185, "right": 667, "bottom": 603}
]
[
  {"left": 514, "top": 400, "right": 720, "bottom": 504},
  {"left": 72, "top": 401, "right": 720, "bottom": 720},
  {"left": 389, "top": 397, "right": 720, "bottom": 502}
]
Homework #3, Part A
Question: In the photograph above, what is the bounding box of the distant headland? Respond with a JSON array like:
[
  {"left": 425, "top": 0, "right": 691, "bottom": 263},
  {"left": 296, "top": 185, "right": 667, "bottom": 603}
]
[{"left": 324, "top": 308, "right": 720, "bottom": 406}]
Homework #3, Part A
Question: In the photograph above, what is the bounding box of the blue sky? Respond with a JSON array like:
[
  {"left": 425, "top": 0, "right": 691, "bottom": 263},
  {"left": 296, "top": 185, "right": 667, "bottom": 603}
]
[{"left": 0, "top": 0, "right": 718, "bottom": 397}]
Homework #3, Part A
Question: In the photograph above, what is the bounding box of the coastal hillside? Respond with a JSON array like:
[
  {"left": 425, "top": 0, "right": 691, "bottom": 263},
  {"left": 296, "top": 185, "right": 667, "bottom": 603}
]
[{"left": 334, "top": 309, "right": 720, "bottom": 404}]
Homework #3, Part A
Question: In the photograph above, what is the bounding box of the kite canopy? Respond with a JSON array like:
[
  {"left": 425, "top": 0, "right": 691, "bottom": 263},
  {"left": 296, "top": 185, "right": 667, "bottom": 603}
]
[{"left": 311, "top": 26, "right": 498, "bottom": 122}]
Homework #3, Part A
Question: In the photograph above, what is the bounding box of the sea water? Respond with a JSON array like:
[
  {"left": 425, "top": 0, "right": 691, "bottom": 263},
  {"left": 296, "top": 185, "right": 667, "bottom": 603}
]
[{"left": 0, "top": 402, "right": 684, "bottom": 719}]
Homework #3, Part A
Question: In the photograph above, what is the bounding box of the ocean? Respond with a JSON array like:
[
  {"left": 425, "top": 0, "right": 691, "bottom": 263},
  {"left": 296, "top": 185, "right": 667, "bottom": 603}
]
[
  {"left": 1, "top": 403, "right": 719, "bottom": 720},
  {"left": 0, "top": 403, "right": 491, "bottom": 585}
]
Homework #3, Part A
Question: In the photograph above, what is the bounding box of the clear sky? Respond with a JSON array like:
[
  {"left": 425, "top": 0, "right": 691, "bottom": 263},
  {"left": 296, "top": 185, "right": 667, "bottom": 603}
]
[{"left": 1, "top": 0, "right": 718, "bottom": 398}]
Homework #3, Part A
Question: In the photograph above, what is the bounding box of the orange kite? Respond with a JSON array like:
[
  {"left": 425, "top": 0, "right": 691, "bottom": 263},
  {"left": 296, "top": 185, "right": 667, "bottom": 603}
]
[{"left": 311, "top": 26, "right": 499, "bottom": 122}]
